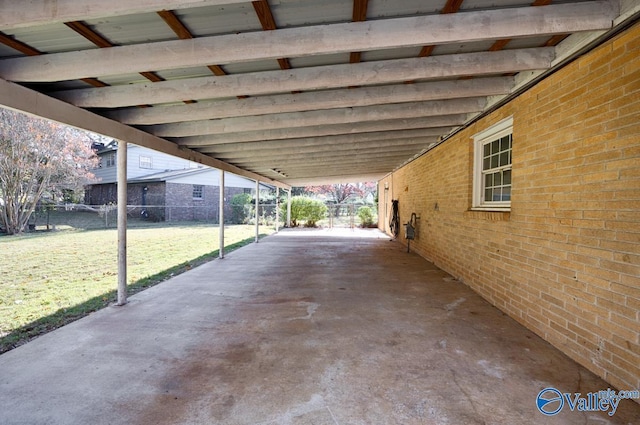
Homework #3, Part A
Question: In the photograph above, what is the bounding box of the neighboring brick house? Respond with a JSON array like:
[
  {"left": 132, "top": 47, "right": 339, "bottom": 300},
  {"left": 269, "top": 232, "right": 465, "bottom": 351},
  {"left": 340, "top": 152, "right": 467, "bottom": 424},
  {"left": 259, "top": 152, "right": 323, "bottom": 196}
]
[
  {"left": 85, "top": 142, "right": 260, "bottom": 222},
  {"left": 378, "top": 24, "right": 639, "bottom": 394}
]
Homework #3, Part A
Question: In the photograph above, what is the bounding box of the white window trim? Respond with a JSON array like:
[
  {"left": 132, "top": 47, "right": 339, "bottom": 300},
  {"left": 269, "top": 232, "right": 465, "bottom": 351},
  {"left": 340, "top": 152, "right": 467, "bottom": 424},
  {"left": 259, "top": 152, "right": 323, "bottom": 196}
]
[
  {"left": 105, "top": 152, "right": 116, "bottom": 168},
  {"left": 139, "top": 155, "right": 153, "bottom": 169},
  {"left": 472, "top": 116, "right": 513, "bottom": 211},
  {"left": 192, "top": 185, "right": 204, "bottom": 200}
]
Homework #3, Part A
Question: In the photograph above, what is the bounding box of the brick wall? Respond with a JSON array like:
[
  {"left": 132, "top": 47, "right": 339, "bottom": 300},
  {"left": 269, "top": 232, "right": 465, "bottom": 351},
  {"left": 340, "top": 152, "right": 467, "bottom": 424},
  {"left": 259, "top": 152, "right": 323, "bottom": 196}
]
[
  {"left": 165, "top": 182, "right": 218, "bottom": 222},
  {"left": 84, "top": 183, "right": 117, "bottom": 206},
  {"left": 86, "top": 182, "right": 246, "bottom": 223},
  {"left": 164, "top": 183, "right": 246, "bottom": 222},
  {"left": 379, "top": 23, "right": 639, "bottom": 392}
]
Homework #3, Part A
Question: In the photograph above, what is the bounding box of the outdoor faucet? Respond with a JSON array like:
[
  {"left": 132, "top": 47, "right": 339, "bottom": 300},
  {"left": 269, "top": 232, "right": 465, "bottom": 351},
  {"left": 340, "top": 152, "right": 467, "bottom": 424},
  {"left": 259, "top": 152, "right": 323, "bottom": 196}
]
[{"left": 404, "top": 212, "right": 418, "bottom": 253}]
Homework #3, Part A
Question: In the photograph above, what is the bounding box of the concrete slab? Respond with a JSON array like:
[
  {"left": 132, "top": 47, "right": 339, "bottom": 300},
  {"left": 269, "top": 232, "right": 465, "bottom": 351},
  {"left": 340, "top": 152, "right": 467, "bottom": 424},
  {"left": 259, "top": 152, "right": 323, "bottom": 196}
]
[{"left": 0, "top": 229, "right": 638, "bottom": 424}]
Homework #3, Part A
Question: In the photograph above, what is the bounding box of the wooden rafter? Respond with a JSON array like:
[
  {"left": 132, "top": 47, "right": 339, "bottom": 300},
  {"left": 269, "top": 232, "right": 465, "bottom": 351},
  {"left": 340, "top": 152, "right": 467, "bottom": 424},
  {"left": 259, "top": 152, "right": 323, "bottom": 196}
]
[
  {"left": 64, "top": 21, "right": 112, "bottom": 48},
  {"left": 252, "top": 0, "right": 288, "bottom": 69},
  {"left": 543, "top": 34, "right": 569, "bottom": 47},
  {"left": 65, "top": 21, "right": 165, "bottom": 85},
  {"left": 0, "top": 29, "right": 111, "bottom": 89},
  {"left": 157, "top": 10, "right": 193, "bottom": 39},
  {"left": 66, "top": 19, "right": 195, "bottom": 104},
  {"left": 207, "top": 65, "right": 227, "bottom": 77},
  {"left": 489, "top": 39, "right": 511, "bottom": 52},
  {"left": 482, "top": 1, "right": 563, "bottom": 80},
  {"left": 157, "top": 9, "right": 229, "bottom": 81},
  {"left": 252, "top": 0, "right": 296, "bottom": 92},
  {"left": 441, "top": 0, "right": 464, "bottom": 14},
  {"left": 418, "top": 45, "right": 435, "bottom": 58},
  {"left": 80, "top": 78, "right": 109, "bottom": 88},
  {"left": 352, "top": 0, "right": 369, "bottom": 22},
  {"left": 156, "top": 10, "right": 243, "bottom": 98},
  {"left": 252, "top": 0, "right": 277, "bottom": 30},
  {"left": 410, "top": 0, "right": 465, "bottom": 83},
  {"left": 488, "top": 1, "right": 562, "bottom": 53},
  {"left": 0, "top": 32, "right": 41, "bottom": 56},
  {"left": 422, "top": 0, "right": 465, "bottom": 57},
  {"left": 349, "top": 0, "right": 369, "bottom": 64}
]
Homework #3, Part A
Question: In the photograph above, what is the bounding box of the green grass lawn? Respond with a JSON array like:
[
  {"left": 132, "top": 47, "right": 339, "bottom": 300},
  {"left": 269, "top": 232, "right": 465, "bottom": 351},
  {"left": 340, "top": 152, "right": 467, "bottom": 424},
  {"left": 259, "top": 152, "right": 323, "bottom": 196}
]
[{"left": 0, "top": 224, "right": 272, "bottom": 353}]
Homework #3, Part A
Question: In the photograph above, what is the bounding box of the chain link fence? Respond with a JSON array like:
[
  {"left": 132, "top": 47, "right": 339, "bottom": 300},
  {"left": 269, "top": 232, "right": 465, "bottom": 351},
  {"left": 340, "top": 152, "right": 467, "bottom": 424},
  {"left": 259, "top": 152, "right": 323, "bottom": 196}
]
[
  {"left": 249, "top": 202, "right": 378, "bottom": 229},
  {"left": 22, "top": 201, "right": 378, "bottom": 232},
  {"left": 25, "top": 203, "right": 223, "bottom": 231}
]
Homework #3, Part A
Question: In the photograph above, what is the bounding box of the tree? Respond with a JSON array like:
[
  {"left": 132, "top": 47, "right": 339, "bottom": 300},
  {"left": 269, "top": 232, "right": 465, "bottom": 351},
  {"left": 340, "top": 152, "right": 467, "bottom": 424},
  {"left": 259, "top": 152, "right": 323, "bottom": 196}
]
[
  {"left": 0, "top": 108, "right": 98, "bottom": 235},
  {"left": 305, "top": 183, "right": 364, "bottom": 204}
]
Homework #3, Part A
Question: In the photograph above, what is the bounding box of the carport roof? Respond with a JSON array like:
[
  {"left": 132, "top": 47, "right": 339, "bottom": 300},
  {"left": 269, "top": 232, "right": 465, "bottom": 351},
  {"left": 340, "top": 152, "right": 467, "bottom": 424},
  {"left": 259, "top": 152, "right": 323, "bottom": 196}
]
[{"left": 0, "top": 0, "right": 637, "bottom": 187}]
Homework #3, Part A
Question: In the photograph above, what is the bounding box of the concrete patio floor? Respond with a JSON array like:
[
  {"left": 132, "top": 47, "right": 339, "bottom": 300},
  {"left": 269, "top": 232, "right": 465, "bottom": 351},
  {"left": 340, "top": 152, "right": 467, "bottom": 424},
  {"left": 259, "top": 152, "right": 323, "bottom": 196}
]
[{"left": 1, "top": 228, "right": 638, "bottom": 425}]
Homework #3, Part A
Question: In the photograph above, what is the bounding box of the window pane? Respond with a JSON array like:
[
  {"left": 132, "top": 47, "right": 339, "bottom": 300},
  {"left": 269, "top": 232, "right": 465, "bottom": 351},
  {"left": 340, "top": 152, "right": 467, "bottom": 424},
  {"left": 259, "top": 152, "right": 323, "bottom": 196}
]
[
  {"left": 502, "top": 186, "right": 511, "bottom": 201},
  {"left": 500, "top": 136, "right": 510, "bottom": 151},
  {"left": 503, "top": 169, "right": 512, "bottom": 185},
  {"left": 500, "top": 151, "right": 509, "bottom": 167},
  {"left": 491, "top": 154, "right": 499, "bottom": 169},
  {"left": 193, "top": 185, "right": 204, "bottom": 199},
  {"left": 475, "top": 122, "right": 512, "bottom": 208}
]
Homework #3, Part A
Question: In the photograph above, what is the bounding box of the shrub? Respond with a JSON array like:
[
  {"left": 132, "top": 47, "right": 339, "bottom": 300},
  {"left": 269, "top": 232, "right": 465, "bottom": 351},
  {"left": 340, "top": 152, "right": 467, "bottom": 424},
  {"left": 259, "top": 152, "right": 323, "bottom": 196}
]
[
  {"left": 282, "top": 196, "right": 327, "bottom": 227},
  {"left": 231, "top": 193, "right": 254, "bottom": 224},
  {"left": 357, "top": 206, "right": 374, "bottom": 227},
  {"left": 304, "top": 199, "right": 327, "bottom": 227}
]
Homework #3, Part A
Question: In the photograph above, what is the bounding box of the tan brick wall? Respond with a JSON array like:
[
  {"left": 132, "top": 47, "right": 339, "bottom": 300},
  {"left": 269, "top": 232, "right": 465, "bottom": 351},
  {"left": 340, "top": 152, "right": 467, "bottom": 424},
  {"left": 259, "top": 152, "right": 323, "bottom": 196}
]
[{"left": 379, "top": 23, "right": 640, "bottom": 392}]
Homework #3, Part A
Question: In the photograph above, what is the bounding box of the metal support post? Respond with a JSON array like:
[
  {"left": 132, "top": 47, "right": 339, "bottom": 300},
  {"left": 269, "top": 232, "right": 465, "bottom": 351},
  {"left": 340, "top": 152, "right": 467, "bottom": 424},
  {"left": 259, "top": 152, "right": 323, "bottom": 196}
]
[
  {"left": 287, "top": 189, "right": 292, "bottom": 227},
  {"left": 116, "top": 140, "right": 127, "bottom": 306},
  {"left": 255, "top": 180, "right": 260, "bottom": 242},
  {"left": 275, "top": 187, "right": 279, "bottom": 233},
  {"left": 219, "top": 169, "right": 225, "bottom": 259}
]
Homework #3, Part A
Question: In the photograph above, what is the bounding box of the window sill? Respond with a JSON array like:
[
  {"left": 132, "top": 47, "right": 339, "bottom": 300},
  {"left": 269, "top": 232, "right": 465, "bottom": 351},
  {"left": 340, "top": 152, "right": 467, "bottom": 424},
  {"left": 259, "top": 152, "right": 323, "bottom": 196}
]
[
  {"left": 465, "top": 209, "right": 511, "bottom": 221},
  {"left": 470, "top": 206, "right": 510, "bottom": 212}
]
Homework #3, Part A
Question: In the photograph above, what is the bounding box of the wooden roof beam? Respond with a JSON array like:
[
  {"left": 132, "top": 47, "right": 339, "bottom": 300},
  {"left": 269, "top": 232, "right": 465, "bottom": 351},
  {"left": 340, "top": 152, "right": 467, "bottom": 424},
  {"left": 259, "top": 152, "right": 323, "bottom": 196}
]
[
  {"left": 0, "top": 76, "right": 289, "bottom": 189},
  {"left": 175, "top": 115, "right": 468, "bottom": 146},
  {"left": 0, "top": 0, "right": 249, "bottom": 31},
  {"left": 145, "top": 98, "right": 486, "bottom": 138},
  {"left": 198, "top": 129, "right": 448, "bottom": 153},
  {"left": 2, "top": 1, "right": 612, "bottom": 83},
  {"left": 106, "top": 77, "right": 513, "bottom": 125},
  {"left": 52, "top": 48, "right": 554, "bottom": 108}
]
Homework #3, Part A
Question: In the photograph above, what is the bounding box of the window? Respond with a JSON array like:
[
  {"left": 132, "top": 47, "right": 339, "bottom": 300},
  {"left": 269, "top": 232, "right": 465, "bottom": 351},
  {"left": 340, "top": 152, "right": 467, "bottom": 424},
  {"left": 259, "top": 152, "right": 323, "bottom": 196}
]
[
  {"left": 139, "top": 155, "right": 153, "bottom": 169},
  {"left": 472, "top": 117, "right": 513, "bottom": 210},
  {"left": 105, "top": 153, "right": 116, "bottom": 167},
  {"left": 192, "top": 185, "right": 204, "bottom": 200}
]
